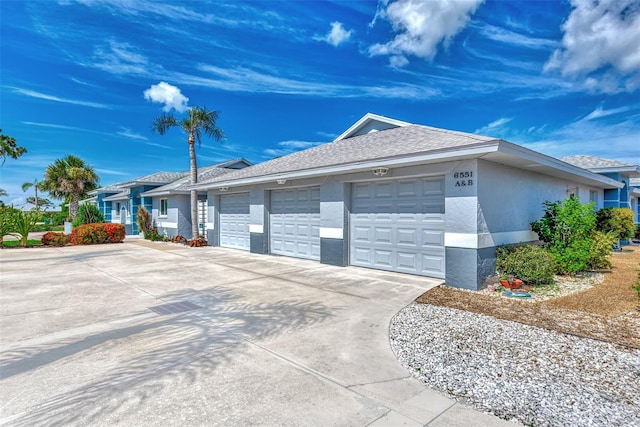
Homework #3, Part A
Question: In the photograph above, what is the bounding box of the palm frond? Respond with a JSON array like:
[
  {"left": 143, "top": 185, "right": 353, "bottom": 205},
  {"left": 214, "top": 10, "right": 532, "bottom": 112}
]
[{"left": 152, "top": 113, "right": 179, "bottom": 135}]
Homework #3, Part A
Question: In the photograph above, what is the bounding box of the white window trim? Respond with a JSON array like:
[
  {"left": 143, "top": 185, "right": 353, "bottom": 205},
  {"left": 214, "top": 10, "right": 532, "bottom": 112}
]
[{"left": 159, "top": 198, "right": 168, "bottom": 217}]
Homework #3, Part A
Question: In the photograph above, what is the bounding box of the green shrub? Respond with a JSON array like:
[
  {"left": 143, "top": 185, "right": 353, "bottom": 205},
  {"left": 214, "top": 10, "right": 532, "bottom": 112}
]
[
  {"left": 496, "top": 244, "right": 556, "bottom": 286},
  {"left": 587, "top": 231, "right": 615, "bottom": 270},
  {"left": 144, "top": 228, "right": 167, "bottom": 242},
  {"left": 41, "top": 231, "right": 70, "bottom": 246},
  {"left": 596, "top": 207, "right": 635, "bottom": 241},
  {"left": 531, "top": 196, "right": 596, "bottom": 275},
  {"left": 71, "top": 223, "right": 125, "bottom": 245},
  {"left": 137, "top": 206, "right": 152, "bottom": 235},
  {"left": 72, "top": 204, "right": 105, "bottom": 227},
  {"left": 11, "top": 210, "right": 40, "bottom": 247}
]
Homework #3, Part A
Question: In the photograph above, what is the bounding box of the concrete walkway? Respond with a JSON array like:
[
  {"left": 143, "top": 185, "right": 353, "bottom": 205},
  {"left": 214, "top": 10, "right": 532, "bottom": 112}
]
[{"left": 0, "top": 242, "right": 511, "bottom": 426}]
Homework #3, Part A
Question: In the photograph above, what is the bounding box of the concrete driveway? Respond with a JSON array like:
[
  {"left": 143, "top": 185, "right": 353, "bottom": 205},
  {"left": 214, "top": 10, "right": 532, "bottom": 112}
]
[{"left": 0, "top": 241, "right": 509, "bottom": 426}]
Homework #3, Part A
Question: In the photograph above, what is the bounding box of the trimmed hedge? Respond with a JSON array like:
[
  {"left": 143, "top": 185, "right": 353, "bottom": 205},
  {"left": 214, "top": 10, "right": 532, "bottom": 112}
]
[
  {"left": 496, "top": 244, "right": 556, "bottom": 286},
  {"left": 71, "top": 223, "right": 125, "bottom": 245},
  {"left": 41, "top": 231, "right": 70, "bottom": 247}
]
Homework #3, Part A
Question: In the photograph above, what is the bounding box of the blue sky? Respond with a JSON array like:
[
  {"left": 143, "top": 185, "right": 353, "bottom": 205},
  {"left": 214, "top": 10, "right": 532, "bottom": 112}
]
[{"left": 1, "top": 0, "right": 639, "bottom": 207}]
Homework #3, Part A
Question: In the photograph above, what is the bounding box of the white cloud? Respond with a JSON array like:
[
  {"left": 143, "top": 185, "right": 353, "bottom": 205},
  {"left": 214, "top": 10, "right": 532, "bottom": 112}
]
[
  {"left": 478, "top": 24, "right": 557, "bottom": 50},
  {"left": 92, "top": 40, "right": 151, "bottom": 75},
  {"left": 10, "top": 87, "right": 110, "bottom": 109},
  {"left": 143, "top": 81, "right": 189, "bottom": 113},
  {"left": 544, "top": 0, "right": 640, "bottom": 93},
  {"left": 315, "top": 21, "right": 353, "bottom": 47},
  {"left": 474, "top": 117, "right": 513, "bottom": 136},
  {"left": 369, "top": 0, "right": 484, "bottom": 66},
  {"left": 582, "top": 104, "right": 637, "bottom": 121},
  {"left": 117, "top": 127, "right": 148, "bottom": 141},
  {"left": 194, "top": 64, "right": 440, "bottom": 99}
]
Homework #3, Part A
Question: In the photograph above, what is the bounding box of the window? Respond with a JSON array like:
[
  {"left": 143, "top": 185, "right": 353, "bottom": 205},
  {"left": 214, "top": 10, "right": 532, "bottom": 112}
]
[
  {"left": 160, "top": 198, "right": 168, "bottom": 216},
  {"left": 589, "top": 190, "right": 598, "bottom": 205},
  {"left": 115, "top": 202, "right": 121, "bottom": 215}
]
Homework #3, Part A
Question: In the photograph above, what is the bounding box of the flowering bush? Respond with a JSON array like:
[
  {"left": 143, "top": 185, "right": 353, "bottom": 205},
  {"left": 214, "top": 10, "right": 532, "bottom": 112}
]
[
  {"left": 41, "top": 231, "right": 70, "bottom": 246},
  {"left": 71, "top": 223, "right": 125, "bottom": 245},
  {"left": 188, "top": 237, "right": 208, "bottom": 247},
  {"left": 171, "top": 235, "right": 187, "bottom": 244}
]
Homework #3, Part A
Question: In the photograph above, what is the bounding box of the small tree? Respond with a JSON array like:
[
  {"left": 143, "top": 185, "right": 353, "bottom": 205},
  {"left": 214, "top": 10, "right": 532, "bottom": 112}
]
[
  {"left": 0, "top": 129, "right": 27, "bottom": 165},
  {"left": 596, "top": 207, "right": 635, "bottom": 244},
  {"left": 72, "top": 203, "right": 105, "bottom": 227},
  {"left": 137, "top": 206, "right": 152, "bottom": 235},
  {"left": 531, "top": 196, "right": 597, "bottom": 274}
]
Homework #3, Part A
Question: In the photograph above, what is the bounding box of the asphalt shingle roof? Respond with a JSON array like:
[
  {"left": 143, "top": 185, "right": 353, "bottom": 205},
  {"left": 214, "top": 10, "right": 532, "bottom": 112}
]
[
  {"left": 122, "top": 171, "right": 188, "bottom": 186},
  {"left": 560, "top": 155, "right": 634, "bottom": 169},
  {"left": 197, "top": 125, "right": 498, "bottom": 185},
  {"left": 141, "top": 164, "right": 239, "bottom": 195}
]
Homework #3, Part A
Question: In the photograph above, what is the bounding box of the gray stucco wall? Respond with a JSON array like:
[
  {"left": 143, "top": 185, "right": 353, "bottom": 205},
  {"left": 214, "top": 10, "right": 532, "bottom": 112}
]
[{"left": 152, "top": 194, "right": 191, "bottom": 239}]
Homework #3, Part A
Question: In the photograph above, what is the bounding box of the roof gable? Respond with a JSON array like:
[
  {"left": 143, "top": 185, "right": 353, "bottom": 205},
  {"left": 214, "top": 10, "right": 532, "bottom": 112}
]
[{"left": 334, "top": 113, "right": 411, "bottom": 141}]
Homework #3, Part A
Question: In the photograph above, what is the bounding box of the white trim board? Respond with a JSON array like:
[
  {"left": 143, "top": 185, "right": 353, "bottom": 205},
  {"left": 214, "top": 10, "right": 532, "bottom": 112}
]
[{"left": 445, "top": 230, "right": 538, "bottom": 249}]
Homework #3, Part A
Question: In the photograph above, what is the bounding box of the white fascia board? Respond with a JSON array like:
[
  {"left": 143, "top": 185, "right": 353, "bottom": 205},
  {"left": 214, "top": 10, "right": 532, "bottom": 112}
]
[
  {"left": 587, "top": 166, "right": 640, "bottom": 178},
  {"left": 333, "top": 113, "right": 412, "bottom": 142},
  {"left": 192, "top": 143, "right": 501, "bottom": 191},
  {"left": 497, "top": 142, "right": 624, "bottom": 189}
]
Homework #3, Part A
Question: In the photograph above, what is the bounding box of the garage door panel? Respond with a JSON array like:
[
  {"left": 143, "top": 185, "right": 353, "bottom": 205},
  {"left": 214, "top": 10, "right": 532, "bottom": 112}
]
[
  {"left": 270, "top": 187, "right": 320, "bottom": 261},
  {"left": 373, "top": 250, "right": 393, "bottom": 268},
  {"left": 220, "top": 193, "right": 250, "bottom": 251},
  {"left": 423, "top": 230, "right": 445, "bottom": 246},
  {"left": 350, "top": 177, "right": 445, "bottom": 278},
  {"left": 397, "top": 228, "right": 418, "bottom": 245},
  {"left": 397, "top": 252, "right": 417, "bottom": 270}
]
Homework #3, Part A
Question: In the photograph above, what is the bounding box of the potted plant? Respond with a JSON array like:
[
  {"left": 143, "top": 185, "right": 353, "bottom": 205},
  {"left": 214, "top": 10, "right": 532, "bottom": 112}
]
[{"left": 500, "top": 275, "right": 523, "bottom": 290}]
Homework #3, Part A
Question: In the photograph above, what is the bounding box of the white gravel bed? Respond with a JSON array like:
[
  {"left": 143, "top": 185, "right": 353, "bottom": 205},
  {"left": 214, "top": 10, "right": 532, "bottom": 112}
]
[{"left": 390, "top": 303, "right": 640, "bottom": 427}]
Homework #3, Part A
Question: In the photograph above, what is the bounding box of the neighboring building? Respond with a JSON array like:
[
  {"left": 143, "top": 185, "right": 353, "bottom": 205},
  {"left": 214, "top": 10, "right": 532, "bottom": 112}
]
[
  {"left": 140, "top": 159, "right": 252, "bottom": 238},
  {"left": 87, "top": 159, "right": 250, "bottom": 236},
  {"left": 560, "top": 155, "right": 640, "bottom": 224},
  {"left": 191, "top": 113, "right": 622, "bottom": 291}
]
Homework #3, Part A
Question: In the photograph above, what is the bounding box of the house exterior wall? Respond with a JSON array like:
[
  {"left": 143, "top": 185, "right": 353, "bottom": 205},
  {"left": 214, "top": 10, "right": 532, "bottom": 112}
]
[
  {"left": 153, "top": 194, "right": 191, "bottom": 238},
  {"left": 204, "top": 159, "right": 610, "bottom": 291}
]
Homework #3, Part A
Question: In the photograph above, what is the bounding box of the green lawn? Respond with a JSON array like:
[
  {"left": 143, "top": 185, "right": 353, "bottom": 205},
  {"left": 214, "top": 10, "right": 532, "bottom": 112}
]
[{"left": 2, "top": 240, "right": 43, "bottom": 248}]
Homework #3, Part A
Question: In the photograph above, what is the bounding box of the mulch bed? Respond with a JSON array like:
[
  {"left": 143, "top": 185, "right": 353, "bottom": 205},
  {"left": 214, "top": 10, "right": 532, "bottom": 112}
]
[{"left": 416, "top": 247, "right": 640, "bottom": 349}]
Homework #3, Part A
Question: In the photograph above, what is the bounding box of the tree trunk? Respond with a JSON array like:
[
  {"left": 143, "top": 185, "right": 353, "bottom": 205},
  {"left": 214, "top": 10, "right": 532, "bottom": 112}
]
[
  {"left": 188, "top": 134, "right": 199, "bottom": 240},
  {"left": 69, "top": 195, "right": 79, "bottom": 219},
  {"left": 34, "top": 186, "right": 39, "bottom": 210}
]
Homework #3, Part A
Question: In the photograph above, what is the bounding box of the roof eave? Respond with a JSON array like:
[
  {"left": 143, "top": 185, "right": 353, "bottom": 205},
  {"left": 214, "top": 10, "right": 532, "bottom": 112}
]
[
  {"left": 587, "top": 166, "right": 640, "bottom": 178},
  {"left": 492, "top": 142, "right": 624, "bottom": 189}
]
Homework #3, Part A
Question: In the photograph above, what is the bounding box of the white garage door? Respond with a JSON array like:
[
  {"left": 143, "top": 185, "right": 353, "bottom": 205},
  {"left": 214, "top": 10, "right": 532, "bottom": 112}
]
[
  {"left": 219, "top": 193, "right": 250, "bottom": 251},
  {"left": 350, "top": 177, "right": 445, "bottom": 278},
  {"left": 270, "top": 187, "right": 320, "bottom": 260}
]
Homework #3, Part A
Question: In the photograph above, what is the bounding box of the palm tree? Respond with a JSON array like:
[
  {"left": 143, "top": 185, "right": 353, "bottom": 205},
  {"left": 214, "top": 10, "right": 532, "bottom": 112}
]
[
  {"left": 152, "top": 106, "right": 225, "bottom": 239},
  {"left": 41, "top": 155, "right": 99, "bottom": 219},
  {"left": 22, "top": 179, "right": 43, "bottom": 210}
]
